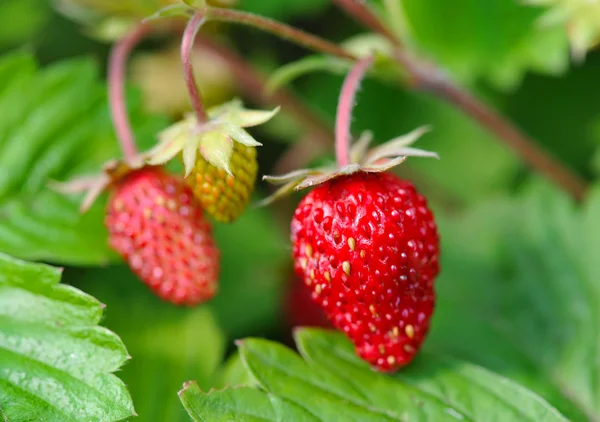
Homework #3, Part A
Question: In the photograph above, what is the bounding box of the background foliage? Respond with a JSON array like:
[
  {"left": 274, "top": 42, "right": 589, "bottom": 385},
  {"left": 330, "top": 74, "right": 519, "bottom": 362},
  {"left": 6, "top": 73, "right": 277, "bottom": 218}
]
[{"left": 1, "top": 0, "right": 600, "bottom": 420}]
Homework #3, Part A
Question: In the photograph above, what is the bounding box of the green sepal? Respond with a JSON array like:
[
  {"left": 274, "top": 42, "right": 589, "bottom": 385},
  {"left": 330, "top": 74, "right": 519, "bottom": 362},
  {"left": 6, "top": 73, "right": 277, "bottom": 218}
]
[
  {"left": 209, "top": 99, "right": 280, "bottom": 128},
  {"left": 259, "top": 126, "right": 436, "bottom": 205},
  {"left": 199, "top": 130, "right": 233, "bottom": 175},
  {"left": 145, "top": 100, "right": 275, "bottom": 176}
]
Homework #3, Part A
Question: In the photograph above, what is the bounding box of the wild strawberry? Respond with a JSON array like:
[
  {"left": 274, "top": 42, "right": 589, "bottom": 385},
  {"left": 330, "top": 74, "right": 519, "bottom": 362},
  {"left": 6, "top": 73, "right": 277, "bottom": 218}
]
[
  {"left": 263, "top": 124, "right": 439, "bottom": 372},
  {"left": 291, "top": 172, "right": 439, "bottom": 372},
  {"left": 187, "top": 141, "right": 257, "bottom": 223},
  {"left": 147, "top": 100, "right": 278, "bottom": 223},
  {"left": 285, "top": 273, "right": 331, "bottom": 330},
  {"left": 105, "top": 167, "right": 220, "bottom": 306}
]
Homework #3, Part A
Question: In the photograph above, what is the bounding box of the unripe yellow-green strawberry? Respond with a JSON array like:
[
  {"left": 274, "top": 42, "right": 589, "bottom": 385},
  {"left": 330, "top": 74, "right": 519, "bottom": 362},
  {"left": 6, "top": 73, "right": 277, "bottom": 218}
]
[
  {"left": 189, "top": 141, "right": 257, "bottom": 222},
  {"left": 146, "top": 99, "right": 278, "bottom": 223}
]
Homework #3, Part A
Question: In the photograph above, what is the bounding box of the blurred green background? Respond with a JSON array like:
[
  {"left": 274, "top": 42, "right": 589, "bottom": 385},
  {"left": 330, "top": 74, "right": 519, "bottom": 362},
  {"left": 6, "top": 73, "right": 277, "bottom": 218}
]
[{"left": 2, "top": 0, "right": 600, "bottom": 420}]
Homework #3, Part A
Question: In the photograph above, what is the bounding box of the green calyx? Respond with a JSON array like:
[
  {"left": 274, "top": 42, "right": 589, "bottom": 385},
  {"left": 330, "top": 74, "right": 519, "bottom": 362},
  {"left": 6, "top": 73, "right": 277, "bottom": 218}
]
[
  {"left": 146, "top": 99, "right": 279, "bottom": 176},
  {"left": 260, "top": 126, "right": 438, "bottom": 206}
]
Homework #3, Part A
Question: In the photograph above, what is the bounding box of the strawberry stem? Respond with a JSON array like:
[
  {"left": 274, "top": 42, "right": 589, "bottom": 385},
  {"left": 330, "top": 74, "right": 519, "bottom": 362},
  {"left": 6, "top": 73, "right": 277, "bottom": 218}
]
[
  {"left": 199, "top": 7, "right": 357, "bottom": 61},
  {"left": 335, "top": 55, "right": 374, "bottom": 168},
  {"left": 108, "top": 23, "right": 152, "bottom": 163},
  {"left": 182, "top": 11, "right": 209, "bottom": 123}
]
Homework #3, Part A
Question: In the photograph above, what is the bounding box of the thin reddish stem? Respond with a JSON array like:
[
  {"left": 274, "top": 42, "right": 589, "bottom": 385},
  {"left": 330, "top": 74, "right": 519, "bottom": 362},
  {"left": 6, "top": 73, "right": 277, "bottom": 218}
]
[
  {"left": 335, "top": 55, "right": 374, "bottom": 167},
  {"left": 204, "top": 7, "right": 356, "bottom": 61},
  {"left": 108, "top": 23, "right": 151, "bottom": 163},
  {"left": 182, "top": 12, "right": 208, "bottom": 123}
]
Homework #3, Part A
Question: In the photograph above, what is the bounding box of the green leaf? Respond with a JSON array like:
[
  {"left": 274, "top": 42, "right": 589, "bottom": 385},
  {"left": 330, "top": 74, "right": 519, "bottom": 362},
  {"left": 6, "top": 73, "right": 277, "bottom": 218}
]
[
  {"left": 180, "top": 329, "right": 567, "bottom": 421},
  {"left": 215, "top": 352, "right": 258, "bottom": 389},
  {"left": 0, "top": 52, "right": 167, "bottom": 265},
  {"left": 297, "top": 329, "right": 568, "bottom": 421},
  {"left": 180, "top": 383, "right": 318, "bottom": 422},
  {"left": 0, "top": 253, "right": 134, "bottom": 421},
  {"left": 374, "top": 0, "right": 570, "bottom": 89},
  {"left": 428, "top": 180, "right": 600, "bottom": 421}
]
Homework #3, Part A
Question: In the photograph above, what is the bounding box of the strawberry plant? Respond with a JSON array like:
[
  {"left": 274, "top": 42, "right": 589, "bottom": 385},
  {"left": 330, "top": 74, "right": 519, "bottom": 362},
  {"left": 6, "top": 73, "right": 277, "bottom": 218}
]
[{"left": 1, "top": 0, "right": 600, "bottom": 421}]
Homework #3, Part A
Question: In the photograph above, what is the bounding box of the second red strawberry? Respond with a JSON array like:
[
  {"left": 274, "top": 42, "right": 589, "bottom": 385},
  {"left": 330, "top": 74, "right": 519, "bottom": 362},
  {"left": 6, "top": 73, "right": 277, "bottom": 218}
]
[{"left": 106, "top": 167, "right": 220, "bottom": 306}]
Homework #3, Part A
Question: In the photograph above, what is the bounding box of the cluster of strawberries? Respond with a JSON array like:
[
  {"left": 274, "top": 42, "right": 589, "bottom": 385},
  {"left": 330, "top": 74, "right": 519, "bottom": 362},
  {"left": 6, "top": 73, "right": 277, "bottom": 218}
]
[
  {"left": 66, "top": 65, "right": 440, "bottom": 374},
  {"left": 98, "top": 100, "right": 272, "bottom": 307}
]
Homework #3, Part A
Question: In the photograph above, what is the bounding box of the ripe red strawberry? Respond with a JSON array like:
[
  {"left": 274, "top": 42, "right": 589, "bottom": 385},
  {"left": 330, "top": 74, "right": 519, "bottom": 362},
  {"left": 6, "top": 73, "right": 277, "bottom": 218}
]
[
  {"left": 105, "top": 167, "right": 220, "bottom": 306},
  {"left": 291, "top": 172, "right": 439, "bottom": 372},
  {"left": 285, "top": 273, "right": 331, "bottom": 329}
]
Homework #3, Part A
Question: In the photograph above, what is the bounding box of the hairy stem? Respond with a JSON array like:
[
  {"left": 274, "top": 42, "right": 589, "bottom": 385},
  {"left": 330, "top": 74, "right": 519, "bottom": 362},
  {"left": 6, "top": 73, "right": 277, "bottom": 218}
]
[
  {"left": 182, "top": 11, "right": 208, "bottom": 122},
  {"left": 202, "top": 7, "right": 356, "bottom": 61},
  {"left": 334, "top": 0, "right": 588, "bottom": 200},
  {"left": 336, "top": 55, "right": 374, "bottom": 167},
  {"left": 108, "top": 23, "right": 151, "bottom": 163}
]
